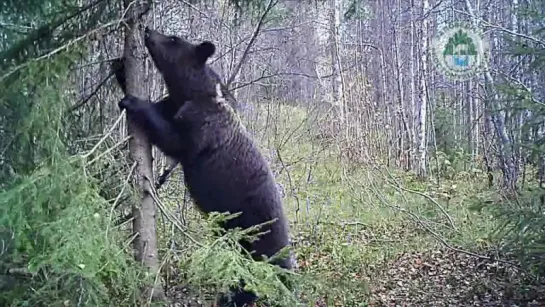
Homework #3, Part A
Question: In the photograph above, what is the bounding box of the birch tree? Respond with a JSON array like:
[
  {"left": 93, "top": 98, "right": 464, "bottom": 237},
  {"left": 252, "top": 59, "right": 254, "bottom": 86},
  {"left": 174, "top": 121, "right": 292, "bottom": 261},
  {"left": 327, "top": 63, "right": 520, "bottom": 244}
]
[
  {"left": 331, "top": 0, "right": 345, "bottom": 127},
  {"left": 409, "top": 0, "right": 417, "bottom": 170},
  {"left": 465, "top": 0, "right": 518, "bottom": 193},
  {"left": 417, "top": 0, "right": 430, "bottom": 178}
]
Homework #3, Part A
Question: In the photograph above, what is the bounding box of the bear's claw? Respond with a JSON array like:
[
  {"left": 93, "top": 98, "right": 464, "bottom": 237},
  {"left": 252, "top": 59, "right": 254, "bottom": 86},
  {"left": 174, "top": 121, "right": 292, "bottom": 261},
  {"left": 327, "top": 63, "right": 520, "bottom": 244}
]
[{"left": 118, "top": 95, "right": 138, "bottom": 110}]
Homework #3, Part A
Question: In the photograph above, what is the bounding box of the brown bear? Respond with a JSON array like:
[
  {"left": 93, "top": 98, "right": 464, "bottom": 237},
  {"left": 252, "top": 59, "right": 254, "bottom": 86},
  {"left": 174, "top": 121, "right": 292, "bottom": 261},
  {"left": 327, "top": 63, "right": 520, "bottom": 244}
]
[
  {"left": 117, "top": 27, "right": 295, "bottom": 306},
  {"left": 110, "top": 57, "right": 237, "bottom": 160},
  {"left": 111, "top": 55, "right": 240, "bottom": 187},
  {"left": 111, "top": 57, "right": 237, "bottom": 110}
]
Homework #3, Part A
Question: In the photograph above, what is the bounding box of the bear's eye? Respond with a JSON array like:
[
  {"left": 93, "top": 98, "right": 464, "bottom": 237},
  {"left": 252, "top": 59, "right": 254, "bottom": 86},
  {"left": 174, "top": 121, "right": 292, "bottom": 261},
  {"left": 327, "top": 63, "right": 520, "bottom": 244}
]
[{"left": 168, "top": 36, "right": 177, "bottom": 44}]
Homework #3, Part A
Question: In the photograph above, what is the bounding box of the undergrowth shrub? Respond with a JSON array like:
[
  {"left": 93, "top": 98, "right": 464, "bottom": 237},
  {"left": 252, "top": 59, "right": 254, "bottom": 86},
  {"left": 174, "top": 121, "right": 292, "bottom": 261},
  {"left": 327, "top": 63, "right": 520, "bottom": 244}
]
[
  {"left": 0, "top": 53, "right": 147, "bottom": 305},
  {"left": 0, "top": 156, "right": 147, "bottom": 306},
  {"left": 487, "top": 187, "right": 545, "bottom": 276},
  {"left": 160, "top": 207, "right": 323, "bottom": 306}
]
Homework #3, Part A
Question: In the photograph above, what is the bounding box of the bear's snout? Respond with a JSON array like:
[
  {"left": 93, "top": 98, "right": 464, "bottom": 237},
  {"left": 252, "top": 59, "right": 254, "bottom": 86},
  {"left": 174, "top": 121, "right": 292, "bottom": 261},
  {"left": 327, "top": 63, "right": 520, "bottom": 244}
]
[{"left": 143, "top": 27, "right": 160, "bottom": 44}]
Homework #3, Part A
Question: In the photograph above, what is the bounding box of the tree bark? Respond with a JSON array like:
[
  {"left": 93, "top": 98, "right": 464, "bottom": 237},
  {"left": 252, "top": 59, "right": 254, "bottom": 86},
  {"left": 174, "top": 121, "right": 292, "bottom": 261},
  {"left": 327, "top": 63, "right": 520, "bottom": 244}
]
[
  {"left": 393, "top": 0, "right": 410, "bottom": 170},
  {"left": 409, "top": 0, "right": 416, "bottom": 171},
  {"left": 417, "top": 0, "right": 430, "bottom": 179},
  {"left": 315, "top": 0, "right": 331, "bottom": 106},
  {"left": 122, "top": 0, "right": 166, "bottom": 302},
  {"left": 330, "top": 0, "right": 345, "bottom": 127},
  {"left": 465, "top": 0, "right": 518, "bottom": 193}
]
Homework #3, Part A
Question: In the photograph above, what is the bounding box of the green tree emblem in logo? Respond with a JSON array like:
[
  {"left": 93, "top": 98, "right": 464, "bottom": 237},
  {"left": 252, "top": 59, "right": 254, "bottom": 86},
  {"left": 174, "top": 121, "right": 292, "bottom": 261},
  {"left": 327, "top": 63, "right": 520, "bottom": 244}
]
[
  {"left": 442, "top": 30, "right": 477, "bottom": 68},
  {"left": 431, "top": 23, "right": 488, "bottom": 81}
]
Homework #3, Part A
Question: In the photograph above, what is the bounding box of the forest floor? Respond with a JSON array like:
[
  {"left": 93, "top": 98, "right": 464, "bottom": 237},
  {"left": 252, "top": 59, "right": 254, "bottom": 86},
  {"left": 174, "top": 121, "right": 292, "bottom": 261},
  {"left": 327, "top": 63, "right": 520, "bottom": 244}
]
[
  {"left": 369, "top": 248, "right": 544, "bottom": 306},
  {"left": 282, "top": 153, "right": 545, "bottom": 306},
  {"left": 162, "top": 105, "right": 545, "bottom": 306}
]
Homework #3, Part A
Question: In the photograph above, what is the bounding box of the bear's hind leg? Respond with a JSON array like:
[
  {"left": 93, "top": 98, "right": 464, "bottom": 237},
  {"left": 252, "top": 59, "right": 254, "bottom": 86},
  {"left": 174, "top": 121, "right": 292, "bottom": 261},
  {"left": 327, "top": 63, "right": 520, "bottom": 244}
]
[{"left": 217, "top": 281, "right": 258, "bottom": 307}]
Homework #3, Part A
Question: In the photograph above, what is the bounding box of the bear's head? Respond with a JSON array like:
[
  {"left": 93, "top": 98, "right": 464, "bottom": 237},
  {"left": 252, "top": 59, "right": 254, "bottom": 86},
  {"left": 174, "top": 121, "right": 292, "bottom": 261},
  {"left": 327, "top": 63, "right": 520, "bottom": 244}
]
[{"left": 144, "top": 27, "right": 217, "bottom": 101}]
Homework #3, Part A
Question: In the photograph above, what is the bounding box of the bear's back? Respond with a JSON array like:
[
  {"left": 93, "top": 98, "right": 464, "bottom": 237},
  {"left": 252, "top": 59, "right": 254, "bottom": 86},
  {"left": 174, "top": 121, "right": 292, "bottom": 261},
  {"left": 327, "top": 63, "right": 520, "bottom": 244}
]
[{"left": 181, "top": 124, "right": 281, "bottom": 219}]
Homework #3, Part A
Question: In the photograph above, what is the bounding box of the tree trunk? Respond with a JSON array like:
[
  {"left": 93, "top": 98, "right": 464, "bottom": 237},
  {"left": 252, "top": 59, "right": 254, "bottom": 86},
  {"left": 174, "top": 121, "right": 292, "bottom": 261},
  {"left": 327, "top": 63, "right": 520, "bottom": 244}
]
[
  {"left": 409, "top": 0, "right": 416, "bottom": 171},
  {"left": 122, "top": 0, "right": 166, "bottom": 302},
  {"left": 330, "top": 0, "right": 345, "bottom": 127},
  {"left": 417, "top": 0, "right": 430, "bottom": 179},
  {"left": 315, "top": 1, "right": 331, "bottom": 106},
  {"left": 393, "top": 0, "right": 410, "bottom": 170},
  {"left": 466, "top": 80, "right": 473, "bottom": 168},
  {"left": 465, "top": 0, "right": 518, "bottom": 193}
]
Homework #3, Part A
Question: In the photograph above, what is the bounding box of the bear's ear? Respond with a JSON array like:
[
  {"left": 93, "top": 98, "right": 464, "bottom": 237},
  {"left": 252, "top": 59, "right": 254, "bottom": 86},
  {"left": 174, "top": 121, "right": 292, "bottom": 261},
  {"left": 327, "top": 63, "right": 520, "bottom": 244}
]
[{"left": 194, "top": 41, "right": 215, "bottom": 64}]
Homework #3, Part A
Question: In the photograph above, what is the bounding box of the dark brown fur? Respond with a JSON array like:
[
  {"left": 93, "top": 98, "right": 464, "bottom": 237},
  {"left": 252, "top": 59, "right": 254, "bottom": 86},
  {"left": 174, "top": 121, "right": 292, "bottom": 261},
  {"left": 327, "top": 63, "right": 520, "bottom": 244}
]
[
  {"left": 118, "top": 28, "right": 294, "bottom": 306},
  {"left": 110, "top": 55, "right": 238, "bottom": 171}
]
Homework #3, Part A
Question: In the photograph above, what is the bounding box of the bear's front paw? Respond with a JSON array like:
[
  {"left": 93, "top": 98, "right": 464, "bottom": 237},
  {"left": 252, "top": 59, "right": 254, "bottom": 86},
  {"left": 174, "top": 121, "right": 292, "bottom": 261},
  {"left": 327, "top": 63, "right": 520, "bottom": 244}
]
[
  {"left": 118, "top": 95, "right": 140, "bottom": 111},
  {"left": 173, "top": 101, "right": 192, "bottom": 120}
]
